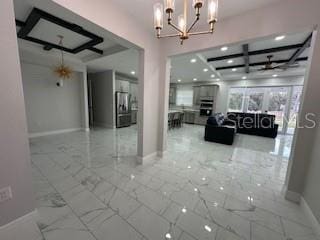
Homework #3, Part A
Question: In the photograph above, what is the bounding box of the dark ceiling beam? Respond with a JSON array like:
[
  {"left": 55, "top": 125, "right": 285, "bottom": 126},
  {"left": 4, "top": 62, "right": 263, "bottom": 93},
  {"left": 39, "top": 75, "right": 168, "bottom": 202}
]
[
  {"left": 283, "top": 34, "right": 313, "bottom": 68},
  {"left": 87, "top": 47, "right": 104, "bottom": 55},
  {"left": 15, "top": 19, "right": 25, "bottom": 27},
  {"left": 243, "top": 44, "right": 250, "bottom": 73},
  {"left": 16, "top": 8, "right": 104, "bottom": 55},
  {"left": 216, "top": 57, "right": 308, "bottom": 71},
  {"left": 207, "top": 43, "right": 305, "bottom": 62}
]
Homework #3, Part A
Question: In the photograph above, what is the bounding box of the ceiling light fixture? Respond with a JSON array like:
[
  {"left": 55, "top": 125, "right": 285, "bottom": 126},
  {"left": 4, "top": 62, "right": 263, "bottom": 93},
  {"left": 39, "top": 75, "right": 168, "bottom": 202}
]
[
  {"left": 211, "top": 74, "right": 215, "bottom": 78},
  {"left": 54, "top": 35, "right": 73, "bottom": 87},
  {"left": 154, "top": 0, "right": 219, "bottom": 45},
  {"left": 273, "top": 74, "right": 278, "bottom": 78},
  {"left": 190, "top": 58, "right": 197, "bottom": 63},
  {"left": 221, "top": 46, "right": 228, "bottom": 51},
  {"left": 242, "top": 76, "right": 247, "bottom": 80},
  {"left": 275, "top": 35, "right": 285, "bottom": 41},
  {"left": 131, "top": 71, "right": 136, "bottom": 75},
  {"left": 216, "top": 78, "right": 220, "bottom": 81},
  {"left": 193, "top": 78, "right": 198, "bottom": 81},
  {"left": 203, "top": 68, "right": 208, "bottom": 72},
  {"left": 227, "top": 59, "right": 233, "bottom": 64},
  {"left": 232, "top": 68, "right": 237, "bottom": 72},
  {"left": 177, "top": 79, "right": 182, "bottom": 82}
]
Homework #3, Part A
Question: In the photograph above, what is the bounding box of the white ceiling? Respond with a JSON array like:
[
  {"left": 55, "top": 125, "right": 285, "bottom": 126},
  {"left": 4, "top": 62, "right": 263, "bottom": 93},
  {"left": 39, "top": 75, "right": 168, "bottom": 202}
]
[
  {"left": 109, "top": 0, "right": 283, "bottom": 34},
  {"left": 170, "top": 31, "right": 311, "bottom": 83},
  {"left": 86, "top": 49, "right": 139, "bottom": 75}
]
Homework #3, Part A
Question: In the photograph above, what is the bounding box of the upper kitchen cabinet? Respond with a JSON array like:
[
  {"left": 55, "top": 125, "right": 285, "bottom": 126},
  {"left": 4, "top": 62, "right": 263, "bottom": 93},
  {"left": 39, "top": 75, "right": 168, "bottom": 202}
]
[
  {"left": 193, "top": 86, "right": 201, "bottom": 105},
  {"left": 199, "top": 85, "right": 218, "bottom": 98},
  {"left": 115, "top": 79, "right": 130, "bottom": 92},
  {"left": 169, "top": 86, "right": 176, "bottom": 105}
]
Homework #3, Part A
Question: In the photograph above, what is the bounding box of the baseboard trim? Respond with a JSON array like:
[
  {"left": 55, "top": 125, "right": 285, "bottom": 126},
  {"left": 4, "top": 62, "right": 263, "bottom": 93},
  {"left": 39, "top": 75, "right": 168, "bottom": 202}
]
[
  {"left": 29, "top": 128, "right": 82, "bottom": 138},
  {"left": 136, "top": 152, "right": 158, "bottom": 164},
  {"left": 301, "top": 197, "right": 320, "bottom": 236},
  {"left": 93, "top": 122, "right": 115, "bottom": 129},
  {"left": 0, "top": 210, "right": 37, "bottom": 231},
  {"left": 157, "top": 150, "right": 167, "bottom": 158},
  {"left": 285, "top": 189, "right": 301, "bottom": 203}
]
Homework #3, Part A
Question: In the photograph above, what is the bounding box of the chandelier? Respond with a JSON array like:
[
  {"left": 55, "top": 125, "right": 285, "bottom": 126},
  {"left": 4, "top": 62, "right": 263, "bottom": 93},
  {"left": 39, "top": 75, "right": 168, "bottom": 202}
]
[
  {"left": 54, "top": 35, "right": 73, "bottom": 87},
  {"left": 153, "top": 0, "right": 219, "bottom": 44}
]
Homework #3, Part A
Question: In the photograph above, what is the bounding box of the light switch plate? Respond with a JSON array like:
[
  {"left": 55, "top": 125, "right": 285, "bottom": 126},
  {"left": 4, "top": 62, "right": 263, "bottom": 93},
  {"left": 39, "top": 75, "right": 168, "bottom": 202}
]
[{"left": 0, "top": 186, "right": 12, "bottom": 203}]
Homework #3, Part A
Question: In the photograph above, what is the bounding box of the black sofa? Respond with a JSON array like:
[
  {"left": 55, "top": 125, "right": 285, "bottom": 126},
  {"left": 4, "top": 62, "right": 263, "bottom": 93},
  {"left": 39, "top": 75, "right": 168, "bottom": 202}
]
[
  {"left": 204, "top": 113, "right": 236, "bottom": 145},
  {"left": 224, "top": 112, "right": 278, "bottom": 138}
]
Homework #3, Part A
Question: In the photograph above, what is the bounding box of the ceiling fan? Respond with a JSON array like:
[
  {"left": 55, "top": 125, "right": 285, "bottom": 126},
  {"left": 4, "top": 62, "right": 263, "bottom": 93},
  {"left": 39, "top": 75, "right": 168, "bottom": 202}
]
[{"left": 256, "top": 55, "right": 300, "bottom": 72}]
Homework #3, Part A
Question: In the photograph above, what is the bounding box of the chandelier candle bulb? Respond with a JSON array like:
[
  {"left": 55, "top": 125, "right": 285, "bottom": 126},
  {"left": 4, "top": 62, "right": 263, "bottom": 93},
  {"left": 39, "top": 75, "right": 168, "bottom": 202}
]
[
  {"left": 178, "top": 15, "right": 187, "bottom": 33},
  {"left": 208, "top": 0, "right": 218, "bottom": 23},
  {"left": 154, "top": 3, "right": 164, "bottom": 30},
  {"left": 164, "top": 0, "right": 175, "bottom": 13},
  {"left": 193, "top": 0, "right": 204, "bottom": 9}
]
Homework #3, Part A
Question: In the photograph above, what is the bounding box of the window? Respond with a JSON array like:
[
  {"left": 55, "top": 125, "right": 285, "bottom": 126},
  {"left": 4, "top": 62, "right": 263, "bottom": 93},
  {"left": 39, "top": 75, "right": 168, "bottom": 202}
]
[
  {"left": 176, "top": 88, "right": 193, "bottom": 106},
  {"left": 228, "top": 88, "right": 245, "bottom": 112},
  {"left": 246, "top": 88, "right": 264, "bottom": 113}
]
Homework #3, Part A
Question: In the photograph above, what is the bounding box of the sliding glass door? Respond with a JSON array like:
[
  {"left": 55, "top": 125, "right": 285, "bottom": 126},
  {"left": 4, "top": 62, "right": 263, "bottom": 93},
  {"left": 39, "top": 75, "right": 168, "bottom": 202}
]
[
  {"left": 287, "top": 86, "right": 303, "bottom": 135},
  {"left": 267, "top": 87, "right": 289, "bottom": 133},
  {"left": 227, "top": 85, "right": 303, "bottom": 134},
  {"left": 245, "top": 88, "right": 265, "bottom": 113}
]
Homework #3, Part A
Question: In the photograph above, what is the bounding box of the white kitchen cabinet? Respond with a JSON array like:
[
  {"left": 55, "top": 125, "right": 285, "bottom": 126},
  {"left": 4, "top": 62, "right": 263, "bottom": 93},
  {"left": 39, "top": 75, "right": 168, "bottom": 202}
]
[
  {"left": 184, "top": 111, "right": 196, "bottom": 124},
  {"left": 130, "top": 82, "right": 138, "bottom": 104},
  {"left": 116, "top": 80, "right": 130, "bottom": 92},
  {"left": 199, "top": 85, "right": 216, "bottom": 98},
  {"left": 193, "top": 86, "right": 201, "bottom": 105}
]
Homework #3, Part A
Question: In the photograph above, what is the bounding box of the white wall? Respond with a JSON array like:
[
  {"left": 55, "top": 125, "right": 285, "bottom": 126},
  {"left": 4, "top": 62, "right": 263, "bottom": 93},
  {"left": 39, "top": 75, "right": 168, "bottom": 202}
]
[
  {"left": 303, "top": 123, "right": 320, "bottom": 222},
  {"left": 21, "top": 62, "right": 85, "bottom": 136},
  {"left": 0, "top": 0, "right": 34, "bottom": 227},
  {"left": 89, "top": 70, "right": 115, "bottom": 128}
]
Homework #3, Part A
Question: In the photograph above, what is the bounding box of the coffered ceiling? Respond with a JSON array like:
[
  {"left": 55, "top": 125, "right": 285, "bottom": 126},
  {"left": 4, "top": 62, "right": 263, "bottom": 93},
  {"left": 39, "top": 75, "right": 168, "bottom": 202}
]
[{"left": 170, "top": 31, "right": 311, "bottom": 83}]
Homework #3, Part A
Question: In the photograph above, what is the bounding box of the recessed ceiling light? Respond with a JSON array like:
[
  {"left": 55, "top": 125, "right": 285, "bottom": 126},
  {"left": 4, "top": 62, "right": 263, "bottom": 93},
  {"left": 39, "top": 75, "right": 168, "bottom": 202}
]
[
  {"left": 165, "top": 233, "right": 172, "bottom": 239},
  {"left": 273, "top": 74, "right": 278, "bottom": 77},
  {"left": 221, "top": 46, "right": 228, "bottom": 51},
  {"left": 190, "top": 58, "right": 197, "bottom": 63},
  {"left": 275, "top": 35, "right": 285, "bottom": 41},
  {"left": 131, "top": 71, "right": 136, "bottom": 75},
  {"left": 204, "top": 225, "right": 212, "bottom": 232},
  {"left": 193, "top": 78, "right": 197, "bottom": 81},
  {"left": 203, "top": 68, "right": 208, "bottom": 72},
  {"left": 232, "top": 68, "right": 237, "bottom": 72},
  {"left": 227, "top": 60, "right": 233, "bottom": 64},
  {"left": 177, "top": 79, "right": 182, "bottom": 82},
  {"left": 211, "top": 74, "right": 215, "bottom": 78},
  {"left": 216, "top": 78, "right": 220, "bottom": 81},
  {"left": 242, "top": 76, "right": 247, "bottom": 80},
  {"left": 182, "top": 207, "right": 187, "bottom": 213}
]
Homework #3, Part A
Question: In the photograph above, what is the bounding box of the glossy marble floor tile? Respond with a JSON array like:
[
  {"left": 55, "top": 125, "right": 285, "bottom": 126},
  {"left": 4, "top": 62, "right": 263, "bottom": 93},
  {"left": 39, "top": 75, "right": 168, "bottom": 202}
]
[{"left": 2, "top": 125, "right": 319, "bottom": 240}]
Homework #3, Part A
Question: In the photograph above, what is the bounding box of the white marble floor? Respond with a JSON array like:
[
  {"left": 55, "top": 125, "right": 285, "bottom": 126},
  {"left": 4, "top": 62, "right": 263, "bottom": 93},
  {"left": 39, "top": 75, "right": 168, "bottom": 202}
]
[{"left": 2, "top": 125, "right": 319, "bottom": 240}]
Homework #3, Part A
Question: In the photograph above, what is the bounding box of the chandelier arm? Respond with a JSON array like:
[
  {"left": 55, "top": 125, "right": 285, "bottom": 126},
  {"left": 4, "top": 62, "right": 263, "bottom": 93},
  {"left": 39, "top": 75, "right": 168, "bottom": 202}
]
[
  {"left": 157, "top": 33, "right": 181, "bottom": 38},
  {"left": 189, "top": 30, "right": 214, "bottom": 36},
  {"left": 168, "top": 22, "right": 184, "bottom": 34},
  {"left": 187, "top": 17, "right": 200, "bottom": 33}
]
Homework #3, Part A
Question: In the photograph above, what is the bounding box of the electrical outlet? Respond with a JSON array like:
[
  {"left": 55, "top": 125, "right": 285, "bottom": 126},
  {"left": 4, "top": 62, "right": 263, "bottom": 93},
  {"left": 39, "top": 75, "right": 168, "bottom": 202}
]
[{"left": 0, "top": 187, "right": 12, "bottom": 203}]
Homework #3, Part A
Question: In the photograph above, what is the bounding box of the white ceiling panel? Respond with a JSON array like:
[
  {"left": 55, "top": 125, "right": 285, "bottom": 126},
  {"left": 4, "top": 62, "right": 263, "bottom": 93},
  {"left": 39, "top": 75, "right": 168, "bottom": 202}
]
[{"left": 28, "top": 19, "right": 91, "bottom": 49}]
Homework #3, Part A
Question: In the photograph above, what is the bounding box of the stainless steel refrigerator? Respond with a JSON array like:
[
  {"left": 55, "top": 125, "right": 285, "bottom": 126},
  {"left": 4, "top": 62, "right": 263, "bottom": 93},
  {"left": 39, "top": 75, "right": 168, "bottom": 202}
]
[{"left": 116, "top": 91, "right": 131, "bottom": 128}]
